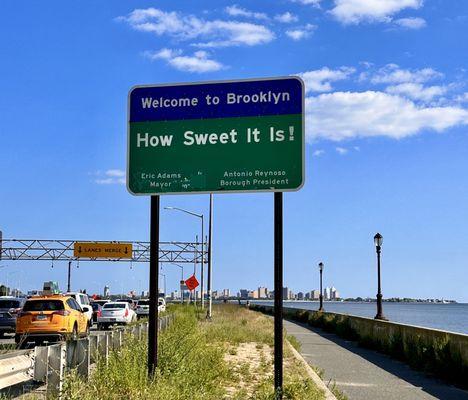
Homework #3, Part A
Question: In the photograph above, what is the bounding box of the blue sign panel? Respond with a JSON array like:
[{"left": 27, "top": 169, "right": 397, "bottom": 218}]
[{"left": 129, "top": 77, "right": 303, "bottom": 122}]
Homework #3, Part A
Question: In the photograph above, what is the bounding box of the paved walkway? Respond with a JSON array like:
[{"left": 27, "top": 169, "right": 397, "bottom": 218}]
[{"left": 284, "top": 319, "right": 468, "bottom": 400}]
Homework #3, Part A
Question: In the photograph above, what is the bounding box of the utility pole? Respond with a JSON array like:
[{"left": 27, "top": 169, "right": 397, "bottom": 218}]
[{"left": 67, "top": 261, "right": 72, "bottom": 292}]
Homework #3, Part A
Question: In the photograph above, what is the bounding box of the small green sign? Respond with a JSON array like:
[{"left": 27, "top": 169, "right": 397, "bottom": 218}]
[{"left": 127, "top": 77, "right": 304, "bottom": 195}]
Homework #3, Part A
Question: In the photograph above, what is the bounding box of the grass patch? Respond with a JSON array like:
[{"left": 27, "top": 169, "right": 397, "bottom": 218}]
[{"left": 59, "top": 304, "right": 325, "bottom": 400}]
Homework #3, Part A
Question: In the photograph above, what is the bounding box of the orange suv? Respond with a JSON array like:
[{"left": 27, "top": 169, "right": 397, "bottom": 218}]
[{"left": 15, "top": 295, "right": 89, "bottom": 347}]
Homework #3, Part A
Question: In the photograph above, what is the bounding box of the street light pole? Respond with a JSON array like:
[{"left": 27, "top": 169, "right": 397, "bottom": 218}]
[
  {"left": 164, "top": 206, "right": 205, "bottom": 309},
  {"left": 173, "top": 263, "right": 185, "bottom": 303},
  {"left": 374, "top": 233, "right": 387, "bottom": 320},
  {"left": 318, "top": 262, "right": 324, "bottom": 312}
]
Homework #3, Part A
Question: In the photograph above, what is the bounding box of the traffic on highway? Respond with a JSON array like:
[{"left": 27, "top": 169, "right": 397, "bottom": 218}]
[{"left": 0, "top": 281, "right": 166, "bottom": 349}]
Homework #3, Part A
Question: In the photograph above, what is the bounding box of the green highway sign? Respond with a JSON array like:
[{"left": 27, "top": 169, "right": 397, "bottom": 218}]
[{"left": 127, "top": 77, "right": 304, "bottom": 195}]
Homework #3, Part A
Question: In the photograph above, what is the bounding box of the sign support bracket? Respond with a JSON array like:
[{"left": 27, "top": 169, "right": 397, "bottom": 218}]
[
  {"left": 148, "top": 195, "right": 160, "bottom": 376},
  {"left": 274, "top": 192, "right": 283, "bottom": 399}
]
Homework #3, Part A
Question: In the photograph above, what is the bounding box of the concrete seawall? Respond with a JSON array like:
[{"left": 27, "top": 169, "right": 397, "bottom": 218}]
[{"left": 250, "top": 304, "right": 468, "bottom": 389}]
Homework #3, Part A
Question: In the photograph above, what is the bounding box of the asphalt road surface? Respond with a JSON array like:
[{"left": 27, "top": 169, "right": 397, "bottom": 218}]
[{"left": 284, "top": 319, "right": 468, "bottom": 400}]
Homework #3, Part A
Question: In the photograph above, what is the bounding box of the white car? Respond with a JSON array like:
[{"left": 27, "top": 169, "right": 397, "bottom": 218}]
[
  {"left": 64, "top": 292, "right": 93, "bottom": 325},
  {"left": 97, "top": 302, "right": 136, "bottom": 329},
  {"left": 135, "top": 299, "right": 150, "bottom": 318},
  {"left": 135, "top": 298, "right": 166, "bottom": 318},
  {"left": 158, "top": 298, "right": 166, "bottom": 313}
]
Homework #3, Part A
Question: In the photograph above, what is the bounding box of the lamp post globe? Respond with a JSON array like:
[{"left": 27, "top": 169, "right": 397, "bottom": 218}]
[
  {"left": 318, "top": 262, "right": 324, "bottom": 312},
  {"left": 374, "top": 233, "right": 383, "bottom": 248},
  {"left": 374, "top": 233, "right": 387, "bottom": 320}
]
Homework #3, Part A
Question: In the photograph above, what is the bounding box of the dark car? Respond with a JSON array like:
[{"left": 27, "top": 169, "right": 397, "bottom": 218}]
[
  {"left": 90, "top": 302, "right": 103, "bottom": 323},
  {"left": 0, "top": 297, "right": 26, "bottom": 337}
]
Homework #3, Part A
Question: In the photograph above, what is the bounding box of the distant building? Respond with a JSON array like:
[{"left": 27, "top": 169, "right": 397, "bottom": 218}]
[
  {"left": 282, "top": 287, "right": 289, "bottom": 300},
  {"left": 258, "top": 287, "right": 268, "bottom": 298},
  {"left": 103, "top": 285, "right": 110, "bottom": 297},
  {"left": 240, "top": 289, "right": 249, "bottom": 299},
  {"left": 223, "top": 289, "right": 230, "bottom": 298},
  {"left": 305, "top": 292, "right": 310, "bottom": 300},
  {"left": 324, "top": 287, "right": 331, "bottom": 300},
  {"left": 297, "top": 292, "right": 304, "bottom": 300},
  {"left": 311, "top": 290, "right": 320, "bottom": 300}
]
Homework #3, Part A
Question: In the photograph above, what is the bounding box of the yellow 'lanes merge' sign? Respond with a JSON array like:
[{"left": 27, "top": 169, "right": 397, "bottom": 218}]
[{"left": 73, "top": 242, "right": 133, "bottom": 259}]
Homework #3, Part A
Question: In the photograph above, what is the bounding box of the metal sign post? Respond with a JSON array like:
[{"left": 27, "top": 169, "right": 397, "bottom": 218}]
[
  {"left": 207, "top": 194, "right": 213, "bottom": 320},
  {"left": 274, "top": 192, "right": 283, "bottom": 398},
  {"left": 148, "top": 195, "right": 160, "bottom": 375}
]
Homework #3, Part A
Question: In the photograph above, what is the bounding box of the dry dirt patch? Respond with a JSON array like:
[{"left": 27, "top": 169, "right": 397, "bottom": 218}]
[{"left": 223, "top": 342, "right": 273, "bottom": 397}]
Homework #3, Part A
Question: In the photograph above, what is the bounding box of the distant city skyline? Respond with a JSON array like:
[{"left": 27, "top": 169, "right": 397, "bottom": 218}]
[{"left": 1, "top": 1, "right": 467, "bottom": 302}]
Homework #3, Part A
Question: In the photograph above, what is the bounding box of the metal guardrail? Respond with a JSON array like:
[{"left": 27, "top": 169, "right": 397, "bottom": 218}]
[{"left": 0, "top": 314, "right": 174, "bottom": 397}]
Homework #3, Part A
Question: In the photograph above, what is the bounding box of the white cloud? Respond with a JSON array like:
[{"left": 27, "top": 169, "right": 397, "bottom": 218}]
[
  {"left": 286, "top": 24, "right": 316, "bottom": 40},
  {"left": 298, "top": 67, "right": 355, "bottom": 93},
  {"left": 105, "top": 169, "right": 125, "bottom": 177},
  {"left": 305, "top": 91, "right": 468, "bottom": 141},
  {"left": 291, "top": 0, "right": 321, "bottom": 6},
  {"left": 336, "top": 147, "right": 348, "bottom": 154},
  {"left": 455, "top": 92, "right": 468, "bottom": 103},
  {"left": 394, "top": 17, "right": 426, "bottom": 29},
  {"left": 275, "top": 12, "right": 298, "bottom": 23},
  {"left": 118, "top": 7, "right": 274, "bottom": 47},
  {"left": 312, "top": 149, "right": 325, "bottom": 156},
  {"left": 330, "top": 0, "right": 423, "bottom": 24},
  {"left": 385, "top": 83, "right": 447, "bottom": 102},
  {"left": 370, "top": 64, "right": 443, "bottom": 84},
  {"left": 95, "top": 170, "right": 126, "bottom": 185},
  {"left": 225, "top": 5, "right": 268, "bottom": 20},
  {"left": 144, "top": 48, "right": 223, "bottom": 73}
]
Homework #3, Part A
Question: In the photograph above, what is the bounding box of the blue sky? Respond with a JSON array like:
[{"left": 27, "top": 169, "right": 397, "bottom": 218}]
[{"left": 1, "top": 0, "right": 467, "bottom": 301}]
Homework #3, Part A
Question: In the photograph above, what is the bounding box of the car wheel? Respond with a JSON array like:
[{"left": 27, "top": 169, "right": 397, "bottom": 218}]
[{"left": 0, "top": 332, "right": 4, "bottom": 339}]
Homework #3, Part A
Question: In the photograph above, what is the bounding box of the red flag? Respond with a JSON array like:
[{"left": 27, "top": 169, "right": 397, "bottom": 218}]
[{"left": 185, "top": 275, "right": 199, "bottom": 291}]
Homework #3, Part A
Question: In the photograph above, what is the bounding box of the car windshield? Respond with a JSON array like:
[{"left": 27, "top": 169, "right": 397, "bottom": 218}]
[
  {"left": 103, "top": 303, "right": 126, "bottom": 309},
  {"left": 0, "top": 300, "right": 21, "bottom": 309},
  {"left": 138, "top": 300, "right": 150, "bottom": 305},
  {"left": 23, "top": 300, "right": 64, "bottom": 311}
]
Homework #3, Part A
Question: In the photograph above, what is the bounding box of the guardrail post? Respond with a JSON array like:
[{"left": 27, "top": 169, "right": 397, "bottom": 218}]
[
  {"left": 89, "top": 335, "right": 98, "bottom": 363},
  {"left": 76, "top": 338, "right": 90, "bottom": 379},
  {"left": 97, "top": 334, "right": 109, "bottom": 364},
  {"left": 66, "top": 340, "right": 76, "bottom": 369},
  {"left": 47, "top": 343, "right": 66, "bottom": 397},
  {"left": 112, "top": 329, "right": 122, "bottom": 350},
  {"left": 34, "top": 346, "right": 49, "bottom": 383}
]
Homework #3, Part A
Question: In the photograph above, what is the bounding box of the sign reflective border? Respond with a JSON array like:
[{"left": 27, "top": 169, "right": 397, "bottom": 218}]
[
  {"left": 73, "top": 242, "right": 133, "bottom": 259},
  {"left": 127, "top": 77, "right": 305, "bottom": 195}
]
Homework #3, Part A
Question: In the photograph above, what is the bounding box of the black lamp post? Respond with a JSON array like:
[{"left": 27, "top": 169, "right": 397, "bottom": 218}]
[
  {"left": 374, "top": 233, "right": 387, "bottom": 320},
  {"left": 318, "top": 262, "right": 324, "bottom": 312}
]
